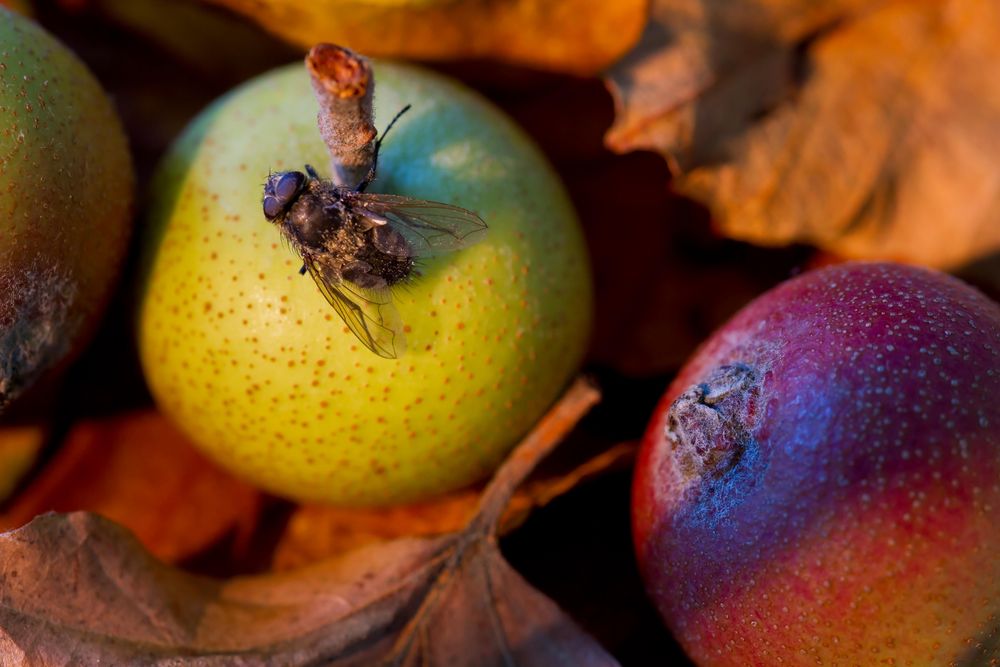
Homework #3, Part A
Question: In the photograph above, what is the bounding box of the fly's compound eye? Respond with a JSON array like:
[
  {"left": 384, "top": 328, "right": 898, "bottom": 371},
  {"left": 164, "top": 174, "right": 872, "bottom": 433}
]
[
  {"left": 262, "top": 170, "right": 306, "bottom": 220},
  {"left": 263, "top": 195, "right": 282, "bottom": 220},
  {"left": 276, "top": 171, "right": 305, "bottom": 200}
]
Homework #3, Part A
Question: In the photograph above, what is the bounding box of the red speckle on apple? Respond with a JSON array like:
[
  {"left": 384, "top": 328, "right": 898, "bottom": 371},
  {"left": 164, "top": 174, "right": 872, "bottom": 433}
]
[{"left": 633, "top": 262, "right": 1000, "bottom": 665}]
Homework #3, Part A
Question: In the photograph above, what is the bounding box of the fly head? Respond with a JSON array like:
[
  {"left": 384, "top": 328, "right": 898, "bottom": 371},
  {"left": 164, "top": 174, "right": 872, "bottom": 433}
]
[{"left": 262, "top": 170, "right": 306, "bottom": 221}]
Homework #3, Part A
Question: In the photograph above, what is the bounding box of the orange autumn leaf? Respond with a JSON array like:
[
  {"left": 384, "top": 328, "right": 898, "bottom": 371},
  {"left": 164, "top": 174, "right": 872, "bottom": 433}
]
[
  {"left": 274, "top": 492, "right": 478, "bottom": 571},
  {"left": 201, "top": 0, "right": 649, "bottom": 75},
  {"left": 0, "top": 410, "right": 261, "bottom": 562},
  {"left": 605, "top": 0, "right": 1000, "bottom": 268},
  {"left": 274, "top": 441, "right": 636, "bottom": 570}
]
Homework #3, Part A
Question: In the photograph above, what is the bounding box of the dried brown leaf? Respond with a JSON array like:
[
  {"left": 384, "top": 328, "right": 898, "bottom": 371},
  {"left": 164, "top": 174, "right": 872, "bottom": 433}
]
[
  {"left": 0, "top": 379, "right": 617, "bottom": 666},
  {"left": 0, "top": 411, "right": 261, "bottom": 563},
  {"left": 606, "top": 0, "right": 1000, "bottom": 268},
  {"left": 201, "top": 0, "right": 649, "bottom": 75}
]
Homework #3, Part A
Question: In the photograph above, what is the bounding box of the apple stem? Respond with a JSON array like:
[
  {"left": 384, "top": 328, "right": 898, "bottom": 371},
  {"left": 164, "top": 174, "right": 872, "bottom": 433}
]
[
  {"left": 306, "top": 44, "right": 378, "bottom": 189},
  {"left": 468, "top": 377, "right": 601, "bottom": 537}
]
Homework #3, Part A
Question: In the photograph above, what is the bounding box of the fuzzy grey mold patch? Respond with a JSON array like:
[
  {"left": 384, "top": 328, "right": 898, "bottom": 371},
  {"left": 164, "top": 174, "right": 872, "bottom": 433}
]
[
  {"left": 0, "top": 264, "right": 78, "bottom": 412},
  {"left": 666, "top": 363, "right": 761, "bottom": 482}
]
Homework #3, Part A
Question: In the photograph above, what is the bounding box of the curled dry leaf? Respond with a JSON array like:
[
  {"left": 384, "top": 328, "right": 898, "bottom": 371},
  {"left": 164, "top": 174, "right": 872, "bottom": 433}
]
[
  {"left": 201, "top": 0, "right": 649, "bottom": 75},
  {"left": 0, "top": 379, "right": 618, "bottom": 666},
  {"left": 0, "top": 411, "right": 261, "bottom": 563},
  {"left": 605, "top": 0, "right": 1000, "bottom": 268}
]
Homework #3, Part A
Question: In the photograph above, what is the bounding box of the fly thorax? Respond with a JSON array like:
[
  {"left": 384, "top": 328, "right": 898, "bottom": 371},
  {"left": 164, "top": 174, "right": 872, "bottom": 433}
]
[{"left": 289, "top": 194, "right": 338, "bottom": 248}]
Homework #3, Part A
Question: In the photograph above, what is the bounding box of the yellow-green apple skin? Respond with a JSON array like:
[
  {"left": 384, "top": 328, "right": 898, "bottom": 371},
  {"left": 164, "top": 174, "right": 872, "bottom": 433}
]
[
  {"left": 0, "top": 9, "right": 133, "bottom": 412},
  {"left": 138, "top": 62, "right": 592, "bottom": 505}
]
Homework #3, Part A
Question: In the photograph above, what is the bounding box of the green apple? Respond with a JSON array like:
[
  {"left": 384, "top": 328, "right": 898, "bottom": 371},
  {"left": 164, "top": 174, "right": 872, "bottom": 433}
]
[
  {"left": 138, "top": 61, "right": 592, "bottom": 506},
  {"left": 0, "top": 9, "right": 133, "bottom": 413}
]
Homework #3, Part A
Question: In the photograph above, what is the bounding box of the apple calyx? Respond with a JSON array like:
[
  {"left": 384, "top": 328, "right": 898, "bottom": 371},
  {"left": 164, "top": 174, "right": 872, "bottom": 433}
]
[
  {"left": 0, "top": 266, "right": 78, "bottom": 412},
  {"left": 666, "top": 363, "right": 759, "bottom": 482}
]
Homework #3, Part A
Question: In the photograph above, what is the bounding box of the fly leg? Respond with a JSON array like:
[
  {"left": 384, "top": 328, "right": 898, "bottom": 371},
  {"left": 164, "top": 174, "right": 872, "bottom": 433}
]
[
  {"left": 356, "top": 104, "right": 412, "bottom": 193},
  {"left": 304, "top": 164, "right": 320, "bottom": 180}
]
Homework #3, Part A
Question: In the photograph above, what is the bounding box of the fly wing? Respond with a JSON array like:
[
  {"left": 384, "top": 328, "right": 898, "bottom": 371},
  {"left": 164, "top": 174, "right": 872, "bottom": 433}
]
[
  {"left": 350, "top": 192, "right": 488, "bottom": 258},
  {"left": 303, "top": 255, "right": 406, "bottom": 359}
]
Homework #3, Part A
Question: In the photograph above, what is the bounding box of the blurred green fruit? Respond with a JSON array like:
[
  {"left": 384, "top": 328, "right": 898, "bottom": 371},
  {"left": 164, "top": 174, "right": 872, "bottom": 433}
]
[{"left": 0, "top": 9, "right": 133, "bottom": 413}]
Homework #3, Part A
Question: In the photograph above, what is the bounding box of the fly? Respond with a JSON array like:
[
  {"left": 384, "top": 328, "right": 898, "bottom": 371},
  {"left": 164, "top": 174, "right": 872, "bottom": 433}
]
[{"left": 261, "top": 106, "right": 488, "bottom": 359}]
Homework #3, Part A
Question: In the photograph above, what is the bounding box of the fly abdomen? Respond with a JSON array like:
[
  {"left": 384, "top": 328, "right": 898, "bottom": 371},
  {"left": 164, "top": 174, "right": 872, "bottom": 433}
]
[{"left": 356, "top": 243, "right": 415, "bottom": 287}]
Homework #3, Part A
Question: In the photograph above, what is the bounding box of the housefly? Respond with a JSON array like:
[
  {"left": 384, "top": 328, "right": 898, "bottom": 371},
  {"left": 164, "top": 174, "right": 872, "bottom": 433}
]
[{"left": 262, "top": 106, "right": 488, "bottom": 359}]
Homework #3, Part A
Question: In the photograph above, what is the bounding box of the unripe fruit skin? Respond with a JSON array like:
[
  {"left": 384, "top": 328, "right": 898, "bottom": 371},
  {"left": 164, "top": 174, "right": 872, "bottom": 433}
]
[
  {"left": 138, "top": 62, "right": 592, "bottom": 506},
  {"left": 633, "top": 263, "right": 1000, "bottom": 666},
  {"left": 0, "top": 9, "right": 133, "bottom": 411}
]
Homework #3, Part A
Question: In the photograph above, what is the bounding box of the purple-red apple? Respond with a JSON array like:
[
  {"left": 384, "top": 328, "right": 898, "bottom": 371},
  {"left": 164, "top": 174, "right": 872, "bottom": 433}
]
[{"left": 633, "top": 262, "right": 1000, "bottom": 665}]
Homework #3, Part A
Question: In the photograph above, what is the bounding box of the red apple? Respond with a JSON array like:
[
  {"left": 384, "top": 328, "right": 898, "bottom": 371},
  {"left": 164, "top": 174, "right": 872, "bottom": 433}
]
[{"left": 633, "top": 262, "right": 1000, "bottom": 665}]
